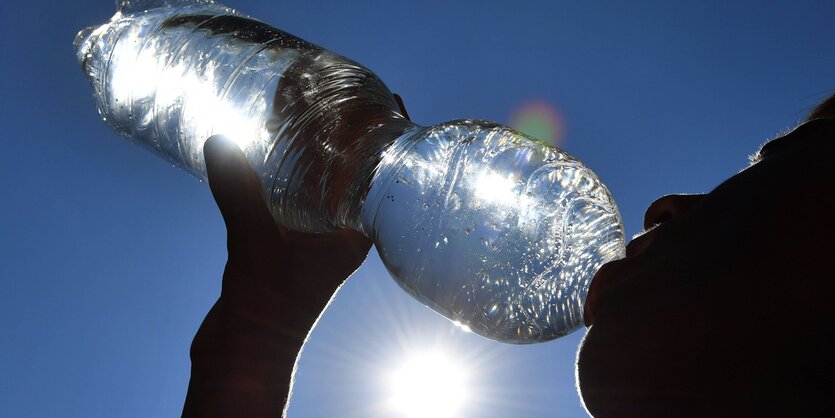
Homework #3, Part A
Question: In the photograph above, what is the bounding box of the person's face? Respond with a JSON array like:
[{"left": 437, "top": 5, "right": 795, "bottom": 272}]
[{"left": 577, "top": 117, "right": 835, "bottom": 416}]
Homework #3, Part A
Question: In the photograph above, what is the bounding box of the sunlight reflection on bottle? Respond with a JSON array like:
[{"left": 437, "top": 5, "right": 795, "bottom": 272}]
[
  {"left": 76, "top": 0, "right": 626, "bottom": 343},
  {"left": 473, "top": 171, "right": 519, "bottom": 206}
]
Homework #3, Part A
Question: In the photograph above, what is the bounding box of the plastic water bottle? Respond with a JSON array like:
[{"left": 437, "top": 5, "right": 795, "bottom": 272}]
[{"left": 75, "top": 0, "right": 625, "bottom": 343}]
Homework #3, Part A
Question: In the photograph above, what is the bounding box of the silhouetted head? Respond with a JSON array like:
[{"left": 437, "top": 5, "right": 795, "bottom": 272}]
[{"left": 577, "top": 94, "right": 835, "bottom": 416}]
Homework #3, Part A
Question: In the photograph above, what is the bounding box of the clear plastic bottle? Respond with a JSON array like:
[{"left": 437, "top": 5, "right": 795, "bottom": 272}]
[{"left": 75, "top": 0, "right": 625, "bottom": 343}]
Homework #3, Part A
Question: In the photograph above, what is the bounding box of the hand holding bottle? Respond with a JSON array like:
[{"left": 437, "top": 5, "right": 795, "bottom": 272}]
[
  {"left": 184, "top": 135, "right": 370, "bottom": 417},
  {"left": 76, "top": 0, "right": 625, "bottom": 342}
]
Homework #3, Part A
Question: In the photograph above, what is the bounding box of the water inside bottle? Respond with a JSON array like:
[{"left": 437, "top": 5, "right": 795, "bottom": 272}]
[{"left": 364, "top": 121, "right": 625, "bottom": 342}]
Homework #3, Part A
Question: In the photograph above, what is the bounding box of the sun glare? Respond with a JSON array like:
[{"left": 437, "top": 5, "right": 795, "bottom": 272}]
[{"left": 386, "top": 349, "right": 470, "bottom": 418}]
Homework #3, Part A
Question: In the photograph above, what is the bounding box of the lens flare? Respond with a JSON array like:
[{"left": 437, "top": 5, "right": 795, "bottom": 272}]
[{"left": 509, "top": 100, "right": 565, "bottom": 147}]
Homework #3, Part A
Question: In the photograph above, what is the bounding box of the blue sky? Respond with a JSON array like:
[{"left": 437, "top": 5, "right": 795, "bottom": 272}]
[{"left": 1, "top": 0, "right": 833, "bottom": 416}]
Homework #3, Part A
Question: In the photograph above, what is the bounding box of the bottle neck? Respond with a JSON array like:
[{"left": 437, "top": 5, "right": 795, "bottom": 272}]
[
  {"left": 327, "top": 113, "right": 419, "bottom": 231},
  {"left": 263, "top": 49, "right": 419, "bottom": 233},
  {"left": 358, "top": 122, "right": 426, "bottom": 236}
]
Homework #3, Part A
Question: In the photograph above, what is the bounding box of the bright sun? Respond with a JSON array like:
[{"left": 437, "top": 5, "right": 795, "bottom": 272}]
[{"left": 386, "top": 350, "right": 470, "bottom": 418}]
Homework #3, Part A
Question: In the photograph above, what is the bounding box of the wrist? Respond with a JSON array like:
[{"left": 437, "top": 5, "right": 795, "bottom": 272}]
[
  {"left": 190, "top": 298, "right": 312, "bottom": 359},
  {"left": 185, "top": 298, "right": 310, "bottom": 417}
]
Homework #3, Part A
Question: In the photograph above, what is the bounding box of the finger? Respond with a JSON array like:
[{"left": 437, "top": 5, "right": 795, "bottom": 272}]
[
  {"left": 291, "top": 229, "right": 372, "bottom": 263},
  {"left": 285, "top": 231, "right": 372, "bottom": 297},
  {"left": 204, "top": 135, "right": 277, "bottom": 241},
  {"left": 393, "top": 93, "right": 410, "bottom": 121}
]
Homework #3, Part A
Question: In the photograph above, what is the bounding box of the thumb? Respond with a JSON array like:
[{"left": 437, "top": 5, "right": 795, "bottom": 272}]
[{"left": 204, "top": 135, "right": 276, "bottom": 239}]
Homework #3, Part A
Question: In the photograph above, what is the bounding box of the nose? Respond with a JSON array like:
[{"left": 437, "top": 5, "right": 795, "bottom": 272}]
[{"left": 643, "top": 194, "right": 705, "bottom": 230}]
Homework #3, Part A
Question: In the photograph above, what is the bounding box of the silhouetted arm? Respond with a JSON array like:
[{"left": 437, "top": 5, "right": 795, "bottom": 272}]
[{"left": 182, "top": 136, "right": 371, "bottom": 417}]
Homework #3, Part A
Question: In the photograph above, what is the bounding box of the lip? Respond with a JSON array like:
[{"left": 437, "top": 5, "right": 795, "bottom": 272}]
[
  {"left": 584, "top": 229, "right": 657, "bottom": 327},
  {"left": 583, "top": 258, "right": 628, "bottom": 327},
  {"left": 625, "top": 228, "right": 655, "bottom": 258}
]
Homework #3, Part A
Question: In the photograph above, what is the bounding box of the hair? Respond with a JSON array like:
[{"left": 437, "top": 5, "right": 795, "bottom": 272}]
[{"left": 807, "top": 93, "right": 835, "bottom": 121}]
